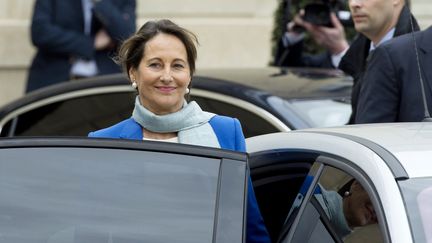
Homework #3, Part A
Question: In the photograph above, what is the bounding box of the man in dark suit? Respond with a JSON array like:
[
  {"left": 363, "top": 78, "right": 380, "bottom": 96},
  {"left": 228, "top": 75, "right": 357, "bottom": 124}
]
[
  {"left": 340, "top": 0, "right": 419, "bottom": 124},
  {"left": 355, "top": 27, "right": 432, "bottom": 123},
  {"left": 26, "top": 0, "right": 136, "bottom": 93}
]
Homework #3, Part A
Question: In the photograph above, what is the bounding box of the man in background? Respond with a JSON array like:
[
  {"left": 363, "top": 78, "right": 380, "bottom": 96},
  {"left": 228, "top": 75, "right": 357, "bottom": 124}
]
[
  {"left": 26, "top": 0, "right": 136, "bottom": 93},
  {"left": 355, "top": 27, "right": 432, "bottom": 123},
  {"left": 340, "top": 0, "right": 419, "bottom": 124}
]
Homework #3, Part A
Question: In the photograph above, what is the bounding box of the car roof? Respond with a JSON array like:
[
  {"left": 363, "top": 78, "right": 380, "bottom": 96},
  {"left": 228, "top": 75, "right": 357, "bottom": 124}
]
[
  {"left": 301, "top": 122, "right": 432, "bottom": 178},
  {"left": 1, "top": 67, "right": 351, "bottom": 113}
]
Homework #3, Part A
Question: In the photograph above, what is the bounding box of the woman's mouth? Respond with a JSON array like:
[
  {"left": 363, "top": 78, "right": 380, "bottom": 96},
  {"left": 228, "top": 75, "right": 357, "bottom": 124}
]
[{"left": 156, "top": 86, "right": 176, "bottom": 93}]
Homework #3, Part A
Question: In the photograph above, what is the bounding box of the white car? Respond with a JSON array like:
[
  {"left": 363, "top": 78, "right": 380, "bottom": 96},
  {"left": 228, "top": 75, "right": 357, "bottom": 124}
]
[
  {"left": 247, "top": 122, "right": 432, "bottom": 243},
  {"left": 0, "top": 122, "right": 430, "bottom": 242}
]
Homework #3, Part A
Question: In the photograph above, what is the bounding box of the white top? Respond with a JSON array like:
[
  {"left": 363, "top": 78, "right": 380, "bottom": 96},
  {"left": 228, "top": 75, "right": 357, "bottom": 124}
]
[
  {"left": 70, "top": 0, "right": 98, "bottom": 77},
  {"left": 370, "top": 28, "right": 396, "bottom": 51},
  {"left": 143, "top": 136, "right": 179, "bottom": 143}
]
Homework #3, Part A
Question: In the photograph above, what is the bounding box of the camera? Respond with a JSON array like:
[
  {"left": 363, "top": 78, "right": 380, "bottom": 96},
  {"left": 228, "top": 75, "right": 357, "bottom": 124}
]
[
  {"left": 303, "top": 3, "right": 333, "bottom": 27},
  {"left": 302, "top": 3, "right": 353, "bottom": 28}
]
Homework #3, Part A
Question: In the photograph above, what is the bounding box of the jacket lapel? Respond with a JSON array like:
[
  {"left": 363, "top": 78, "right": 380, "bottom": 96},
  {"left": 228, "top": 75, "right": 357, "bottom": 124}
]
[{"left": 119, "top": 118, "right": 143, "bottom": 140}]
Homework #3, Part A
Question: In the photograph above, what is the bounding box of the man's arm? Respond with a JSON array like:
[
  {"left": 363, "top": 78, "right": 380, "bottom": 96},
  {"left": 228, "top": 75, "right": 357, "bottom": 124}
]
[
  {"left": 274, "top": 12, "right": 348, "bottom": 68},
  {"left": 31, "top": 0, "right": 94, "bottom": 59},
  {"left": 92, "top": 0, "right": 136, "bottom": 43}
]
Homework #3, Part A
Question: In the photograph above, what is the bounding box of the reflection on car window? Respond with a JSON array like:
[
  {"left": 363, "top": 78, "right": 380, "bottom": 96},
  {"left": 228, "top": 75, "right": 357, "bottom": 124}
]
[
  {"left": 399, "top": 178, "right": 432, "bottom": 243},
  {"left": 317, "top": 166, "right": 382, "bottom": 243},
  {"left": 289, "top": 99, "right": 351, "bottom": 127},
  {"left": 1, "top": 92, "right": 280, "bottom": 138},
  {"left": 280, "top": 164, "right": 383, "bottom": 243},
  {"left": 2, "top": 92, "right": 135, "bottom": 137},
  {"left": 0, "top": 147, "right": 220, "bottom": 243}
]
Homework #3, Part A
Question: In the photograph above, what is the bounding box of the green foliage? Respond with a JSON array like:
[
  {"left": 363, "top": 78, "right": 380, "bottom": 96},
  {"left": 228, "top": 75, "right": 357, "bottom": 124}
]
[{"left": 271, "top": 0, "right": 285, "bottom": 58}]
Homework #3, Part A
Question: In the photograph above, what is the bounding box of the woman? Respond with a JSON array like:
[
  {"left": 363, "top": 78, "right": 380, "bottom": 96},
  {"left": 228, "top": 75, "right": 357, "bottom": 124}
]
[{"left": 89, "top": 19, "right": 270, "bottom": 243}]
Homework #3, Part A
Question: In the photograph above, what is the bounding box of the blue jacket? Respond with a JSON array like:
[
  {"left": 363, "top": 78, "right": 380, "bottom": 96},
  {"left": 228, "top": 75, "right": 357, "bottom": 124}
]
[{"left": 89, "top": 116, "right": 271, "bottom": 243}]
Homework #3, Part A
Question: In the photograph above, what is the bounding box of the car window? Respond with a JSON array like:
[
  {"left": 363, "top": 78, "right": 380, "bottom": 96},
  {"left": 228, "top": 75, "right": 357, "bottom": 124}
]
[
  {"left": 191, "top": 96, "right": 280, "bottom": 137},
  {"left": 282, "top": 163, "right": 384, "bottom": 243},
  {"left": 399, "top": 178, "right": 432, "bottom": 243},
  {"left": 248, "top": 150, "right": 317, "bottom": 241},
  {"left": 1, "top": 91, "right": 280, "bottom": 138},
  {"left": 0, "top": 92, "right": 135, "bottom": 137},
  {"left": 0, "top": 145, "right": 245, "bottom": 243},
  {"left": 286, "top": 99, "right": 351, "bottom": 127}
]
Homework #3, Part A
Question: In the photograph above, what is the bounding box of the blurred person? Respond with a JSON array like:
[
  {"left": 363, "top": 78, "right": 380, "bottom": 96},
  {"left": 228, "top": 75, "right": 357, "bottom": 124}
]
[
  {"left": 355, "top": 27, "right": 432, "bottom": 123},
  {"left": 274, "top": 10, "right": 349, "bottom": 68},
  {"left": 26, "top": 0, "right": 136, "bottom": 93},
  {"left": 339, "top": 0, "right": 419, "bottom": 124},
  {"left": 88, "top": 19, "right": 271, "bottom": 243},
  {"left": 316, "top": 179, "right": 378, "bottom": 238}
]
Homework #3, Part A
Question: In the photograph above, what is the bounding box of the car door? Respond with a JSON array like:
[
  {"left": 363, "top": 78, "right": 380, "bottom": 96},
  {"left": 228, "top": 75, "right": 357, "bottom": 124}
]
[
  {"left": 0, "top": 137, "right": 248, "bottom": 243},
  {"left": 246, "top": 132, "right": 403, "bottom": 243}
]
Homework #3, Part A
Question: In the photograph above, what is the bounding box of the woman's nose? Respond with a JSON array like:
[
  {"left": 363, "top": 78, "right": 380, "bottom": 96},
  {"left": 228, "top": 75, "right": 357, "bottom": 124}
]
[{"left": 160, "top": 69, "right": 173, "bottom": 82}]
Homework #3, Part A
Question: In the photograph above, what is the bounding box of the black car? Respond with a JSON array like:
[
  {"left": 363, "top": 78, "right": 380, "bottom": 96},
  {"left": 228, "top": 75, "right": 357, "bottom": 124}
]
[{"left": 0, "top": 67, "right": 352, "bottom": 138}]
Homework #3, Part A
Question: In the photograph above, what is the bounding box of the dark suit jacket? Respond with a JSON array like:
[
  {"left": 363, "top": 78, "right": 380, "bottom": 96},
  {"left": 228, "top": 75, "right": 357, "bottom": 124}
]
[
  {"left": 26, "top": 0, "right": 136, "bottom": 92},
  {"left": 355, "top": 27, "right": 432, "bottom": 123},
  {"left": 339, "top": 5, "right": 419, "bottom": 124}
]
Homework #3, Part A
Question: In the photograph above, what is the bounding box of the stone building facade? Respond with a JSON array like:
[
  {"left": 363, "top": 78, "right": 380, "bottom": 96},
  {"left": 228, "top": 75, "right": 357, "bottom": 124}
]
[{"left": 0, "top": 0, "right": 430, "bottom": 106}]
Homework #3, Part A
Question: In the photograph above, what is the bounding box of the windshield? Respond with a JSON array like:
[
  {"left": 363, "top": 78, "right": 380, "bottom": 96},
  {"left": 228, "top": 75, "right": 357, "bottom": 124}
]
[
  {"left": 267, "top": 96, "right": 351, "bottom": 128},
  {"left": 289, "top": 99, "right": 351, "bottom": 127},
  {"left": 399, "top": 178, "right": 432, "bottom": 243}
]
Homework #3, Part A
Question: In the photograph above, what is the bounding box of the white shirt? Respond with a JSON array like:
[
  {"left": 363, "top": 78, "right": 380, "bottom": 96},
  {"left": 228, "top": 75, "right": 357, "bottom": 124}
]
[
  {"left": 70, "top": 0, "right": 98, "bottom": 77},
  {"left": 370, "top": 28, "right": 396, "bottom": 51},
  {"left": 143, "top": 137, "right": 179, "bottom": 143}
]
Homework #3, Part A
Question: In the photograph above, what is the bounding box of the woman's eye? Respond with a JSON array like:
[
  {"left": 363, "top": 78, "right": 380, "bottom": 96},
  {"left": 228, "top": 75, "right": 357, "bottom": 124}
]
[
  {"left": 149, "top": 63, "right": 161, "bottom": 68},
  {"left": 173, "top": 63, "right": 184, "bottom": 69}
]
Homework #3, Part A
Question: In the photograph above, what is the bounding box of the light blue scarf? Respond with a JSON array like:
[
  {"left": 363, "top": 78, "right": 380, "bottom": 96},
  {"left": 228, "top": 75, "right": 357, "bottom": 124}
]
[{"left": 132, "top": 96, "right": 220, "bottom": 148}]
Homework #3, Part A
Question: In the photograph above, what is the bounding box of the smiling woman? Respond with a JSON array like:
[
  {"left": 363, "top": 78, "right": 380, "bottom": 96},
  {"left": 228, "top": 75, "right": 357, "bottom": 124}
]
[
  {"left": 129, "top": 33, "right": 191, "bottom": 116},
  {"left": 88, "top": 19, "right": 271, "bottom": 243}
]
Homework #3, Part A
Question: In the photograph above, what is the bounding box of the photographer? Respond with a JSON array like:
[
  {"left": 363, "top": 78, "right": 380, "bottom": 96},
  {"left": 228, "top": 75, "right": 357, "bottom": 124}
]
[{"left": 274, "top": 2, "right": 350, "bottom": 68}]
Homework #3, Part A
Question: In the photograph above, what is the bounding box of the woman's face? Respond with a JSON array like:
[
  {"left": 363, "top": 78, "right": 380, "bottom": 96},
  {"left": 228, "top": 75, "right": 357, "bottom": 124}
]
[
  {"left": 130, "top": 33, "right": 191, "bottom": 115},
  {"left": 343, "top": 181, "right": 378, "bottom": 228}
]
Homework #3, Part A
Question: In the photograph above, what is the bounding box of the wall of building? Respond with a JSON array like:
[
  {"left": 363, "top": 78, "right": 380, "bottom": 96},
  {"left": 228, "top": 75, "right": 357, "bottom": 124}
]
[{"left": 0, "top": 0, "right": 431, "bottom": 106}]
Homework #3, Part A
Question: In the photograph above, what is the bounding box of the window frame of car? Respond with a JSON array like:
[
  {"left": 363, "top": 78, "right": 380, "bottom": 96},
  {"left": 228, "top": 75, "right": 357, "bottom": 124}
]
[
  {"left": 0, "top": 137, "right": 248, "bottom": 243},
  {"left": 248, "top": 147, "right": 391, "bottom": 243},
  {"left": 0, "top": 83, "right": 290, "bottom": 138},
  {"left": 285, "top": 155, "right": 389, "bottom": 243}
]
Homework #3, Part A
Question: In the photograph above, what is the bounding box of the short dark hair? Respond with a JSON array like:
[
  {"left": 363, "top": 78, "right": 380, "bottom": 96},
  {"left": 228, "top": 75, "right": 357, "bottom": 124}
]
[{"left": 116, "top": 19, "right": 199, "bottom": 79}]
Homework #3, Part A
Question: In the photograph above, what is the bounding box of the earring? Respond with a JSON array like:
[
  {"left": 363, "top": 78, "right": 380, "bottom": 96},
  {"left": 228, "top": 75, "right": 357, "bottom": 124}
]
[
  {"left": 344, "top": 191, "right": 351, "bottom": 197},
  {"left": 185, "top": 87, "right": 190, "bottom": 94},
  {"left": 132, "top": 81, "right": 137, "bottom": 89}
]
